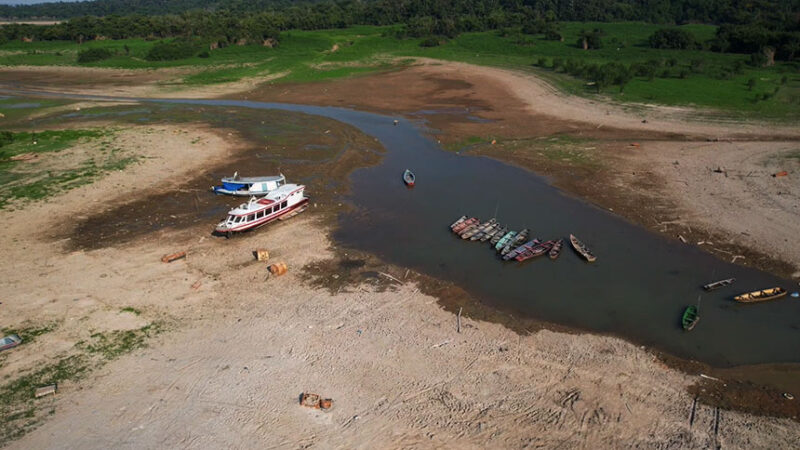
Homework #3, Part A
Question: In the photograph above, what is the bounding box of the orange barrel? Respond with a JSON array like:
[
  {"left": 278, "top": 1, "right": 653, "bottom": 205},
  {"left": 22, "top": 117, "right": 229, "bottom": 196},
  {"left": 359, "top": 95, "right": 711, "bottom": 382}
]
[{"left": 268, "top": 262, "right": 288, "bottom": 276}]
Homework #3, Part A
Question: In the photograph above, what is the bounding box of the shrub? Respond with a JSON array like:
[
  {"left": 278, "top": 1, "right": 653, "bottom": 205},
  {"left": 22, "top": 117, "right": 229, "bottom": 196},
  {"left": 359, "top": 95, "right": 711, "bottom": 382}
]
[
  {"left": 77, "top": 47, "right": 114, "bottom": 63},
  {"left": 0, "top": 131, "right": 13, "bottom": 147},
  {"left": 648, "top": 28, "right": 697, "bottom": 49},
  {"left": 146, "top": 39, "right": 198, "bottom": 61},
  {"left": 419, "top": 36, "right": 442, "bottom": 47},
  {"left": 198, "top": 51, "right": 210, "bottom": 58}
]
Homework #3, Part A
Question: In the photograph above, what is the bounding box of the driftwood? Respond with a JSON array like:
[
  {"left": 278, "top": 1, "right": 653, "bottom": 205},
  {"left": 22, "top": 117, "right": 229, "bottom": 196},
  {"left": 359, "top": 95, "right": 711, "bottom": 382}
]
[
  {"left": 378, "top": 272, "right": 402, "bottom": 284},
  {"left": 457, "top": 307, "right": 462, "bottom": 333}
]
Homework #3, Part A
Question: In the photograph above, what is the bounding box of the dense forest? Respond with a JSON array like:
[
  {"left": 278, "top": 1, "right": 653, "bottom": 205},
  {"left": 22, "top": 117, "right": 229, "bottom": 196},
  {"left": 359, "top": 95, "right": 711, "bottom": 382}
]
[{"left": 1, "top": 0, "right": 799, "bottom": 61}]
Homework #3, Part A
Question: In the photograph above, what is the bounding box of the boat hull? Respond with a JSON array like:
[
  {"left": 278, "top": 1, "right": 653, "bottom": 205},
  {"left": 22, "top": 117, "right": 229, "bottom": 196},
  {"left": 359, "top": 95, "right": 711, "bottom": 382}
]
[
  {"left": 733, "top": 287, "right": 787, "bottom": 303},
  {"left": 215, "top": 198, "right": 309, "bottom": 235}
]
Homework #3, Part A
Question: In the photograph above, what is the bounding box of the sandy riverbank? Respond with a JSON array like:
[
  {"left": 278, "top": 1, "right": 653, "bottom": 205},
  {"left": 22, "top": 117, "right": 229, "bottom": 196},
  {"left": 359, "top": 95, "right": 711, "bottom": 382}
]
[{"left": 0, "top": 62, "right": 799, "bottom": 446}]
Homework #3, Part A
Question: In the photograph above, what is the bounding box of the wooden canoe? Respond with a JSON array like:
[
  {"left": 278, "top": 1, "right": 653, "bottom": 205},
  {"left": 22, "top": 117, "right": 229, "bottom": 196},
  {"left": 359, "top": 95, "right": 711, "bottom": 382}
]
[
  {"left": 569, "top": 234, "right": 596, "bottom": 262},
  {"left": 495, "top": 230, "right": 517, "bottom": 250},
  {"left": 501, "top": 229, "right": 529, "bottom": 255},
  {"left": 548, "top": 239, "right": 564, "bottom": 260},
  {"left": 703, "top": 278, "right": 735, "bottom": 291},
  {"left": 449, "top": 215, "right": 467, "bottom": 230},
  {"left": 453, "top": 217, "right": 478, "bottom": 234},
  {"left": 733, "top": 287, "right": 787, "bottom": 303},
  {"left": 489, "top": 227, "right": 508, "bottom": 245},
  {"left": 682, "top": 305, "right": 699, "bottom": 331},
  {"left": 515, "top": 240, "right": 554, "bottom": 262},
  {"left": 403, "top": 169, "right": 415, "bottom": 187}
]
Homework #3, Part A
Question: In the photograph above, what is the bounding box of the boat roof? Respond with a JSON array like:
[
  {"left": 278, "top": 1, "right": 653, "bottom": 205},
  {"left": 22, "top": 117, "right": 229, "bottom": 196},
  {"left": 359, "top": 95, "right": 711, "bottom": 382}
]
[
  {"left": 221, "top": 174, "right": 285, "bottom": 184},
  {"left": 227, "top": 184, "right": 304, "bottom": 215}
]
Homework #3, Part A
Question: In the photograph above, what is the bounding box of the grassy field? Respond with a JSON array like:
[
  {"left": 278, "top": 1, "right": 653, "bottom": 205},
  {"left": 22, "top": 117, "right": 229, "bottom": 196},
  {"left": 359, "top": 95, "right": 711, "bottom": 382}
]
[{"left": 0, "top": 23, "right": 798, "bottom": 119}]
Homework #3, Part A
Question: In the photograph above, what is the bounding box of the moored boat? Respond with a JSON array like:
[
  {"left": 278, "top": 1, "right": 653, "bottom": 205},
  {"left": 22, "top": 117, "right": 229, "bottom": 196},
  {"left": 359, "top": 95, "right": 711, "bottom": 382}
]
[
  {"left": 403, "top": 169, "right": 415, "bottom": 187},
  {"left": 548, "top": 239, "right": 564, "bottom": 260},
  {"left": 569, "top": 234, "right": 596, "bottom": 262},
  {"left": 462, "top": 218, "right": 495, "bottom": 240},
  {"left": 503, "top": 239, "right": 540, "bottom": 261},
  {"left": 501, "top": 229, "right": 529, "bottom": 255},
  {"left": 516, "top": 240, "right": 555, "bottom": 262},
  {"left": 453, "top": 217, "right": 478, "bottom": 234},
  {"left": 733, "top": 287, "right": 787, "bottom": 303},
  {"left": 495, "top": 230, "right": 517, "bottom": 250},
  {"left": 489, "top": 227, "right": 508, "bottom": 245},
  {"left": 450, "top": 215, "right": 467, "bottom": 230},
  {"left": 215, "top": 184, "right": 308, "bottom": 237},
  {"left": 703, "top": 278, "right": 735, "bottom": 291},
  {"left": 682, "top": 305, "right": 699, "bottom": 331},
  {"left": 212, "top": 173, "right": 286, "bottom": 196},
  {"left": 473, "top": 222, "right": 500, "bottom": 241},
  {"left": 480, "top": 224, "right": 504, "bottom": 242}
]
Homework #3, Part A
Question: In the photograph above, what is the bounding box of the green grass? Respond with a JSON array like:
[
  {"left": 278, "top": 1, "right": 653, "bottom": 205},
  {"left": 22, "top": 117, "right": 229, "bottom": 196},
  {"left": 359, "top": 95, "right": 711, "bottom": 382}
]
[
  {"left": 120, "top": 307, "right": 141, "bottom": 316},
  {"left": 1, "top": 23, "right": 798, "bottom": 119},
  {"left": 2, "top": 322, "right": 59, "bottom": 345},
  {"left": 0, "top": 128, "right": 139, "bottom": 208},
  {"left": 78, "top": 323, "right": 161, "bottom": 361}
]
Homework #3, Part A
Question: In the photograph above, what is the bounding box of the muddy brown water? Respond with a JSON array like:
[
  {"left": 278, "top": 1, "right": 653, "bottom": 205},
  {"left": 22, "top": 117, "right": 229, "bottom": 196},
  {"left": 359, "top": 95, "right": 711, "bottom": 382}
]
[{"left": 7, "top": 92, "right": 800, "bottom": 371}]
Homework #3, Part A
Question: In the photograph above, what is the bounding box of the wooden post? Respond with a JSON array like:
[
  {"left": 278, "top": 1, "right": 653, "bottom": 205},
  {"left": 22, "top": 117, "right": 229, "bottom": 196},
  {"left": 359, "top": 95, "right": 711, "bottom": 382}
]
[{"left": 457, "top": 307, "right": 462, "bottom": 333}]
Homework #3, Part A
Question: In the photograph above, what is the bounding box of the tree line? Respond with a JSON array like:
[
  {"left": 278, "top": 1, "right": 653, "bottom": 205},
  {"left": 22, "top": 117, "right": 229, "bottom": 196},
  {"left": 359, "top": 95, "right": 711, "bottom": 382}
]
[{"left": 0, "top": 0, "right": 798, "bottom": 62}]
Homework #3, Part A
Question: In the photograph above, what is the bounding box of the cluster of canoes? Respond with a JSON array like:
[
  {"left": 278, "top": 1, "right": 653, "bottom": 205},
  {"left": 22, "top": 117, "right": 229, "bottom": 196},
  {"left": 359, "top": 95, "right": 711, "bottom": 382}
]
[
  {"left": 681, "top": 278, "right": 795, "bottom": 331},
  {"left": 449, "top": 215, "right": 596, "bottom": 263}
]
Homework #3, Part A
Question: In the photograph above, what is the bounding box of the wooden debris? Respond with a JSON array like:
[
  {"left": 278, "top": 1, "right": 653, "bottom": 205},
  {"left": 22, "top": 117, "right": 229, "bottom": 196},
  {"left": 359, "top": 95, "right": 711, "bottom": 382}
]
[
  {"left": 255, "top": 249, "right": 270, "bottom": 262},
  {"left": 191, "top": 279, "right": 202, "bottom": 290},
  {"left": 678, "top": 235, "right": 687, "bottom": 244},
  {"left": 773, "top": 171, "right": 788, "bottom": 177},
  {"left": 378, "top": 271, "right": 402, "bottom": 284},
  {"left": 10, "top": 152, "right": 38, "bottom": 162},
  {"left": 457, "top": 307, "right": 462, "bottom": 333},
  {"left": 161, "top": 251, "right": 187, "bottom": 263},
  {"left": 300, "top": 392, "right": 334, "bottom": 410},
  {"left": 35, "top": 384, "right": 57, "bottom": 398}
]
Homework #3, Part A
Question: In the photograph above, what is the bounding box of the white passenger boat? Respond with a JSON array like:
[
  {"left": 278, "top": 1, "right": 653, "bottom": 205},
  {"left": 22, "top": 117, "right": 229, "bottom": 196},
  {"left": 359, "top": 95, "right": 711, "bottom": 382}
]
[
  {"left": 212, "top": 172, "right": 286, "bottom": 196},
  {"left": 215, "top": 184, "right": 308, "bottom": 237}
]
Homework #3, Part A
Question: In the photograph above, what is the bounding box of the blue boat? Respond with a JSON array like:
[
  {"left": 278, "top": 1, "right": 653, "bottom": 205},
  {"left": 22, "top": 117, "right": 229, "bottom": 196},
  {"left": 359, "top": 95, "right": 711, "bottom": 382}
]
[{"left": 212, "top": 172, "right": 286, "bottom": 196}]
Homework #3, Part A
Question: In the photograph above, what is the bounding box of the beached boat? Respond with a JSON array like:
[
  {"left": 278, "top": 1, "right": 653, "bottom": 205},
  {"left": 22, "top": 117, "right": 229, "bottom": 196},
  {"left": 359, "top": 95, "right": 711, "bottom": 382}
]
[
  {"left": 548, "top": 239, "right": 564, "bottom": 260},
  {"left": 733, "top": 287, "right": 787, "bottom": 303},
  {"left": 516, "top": 240, "right": 555, "bottom": 262},
  {"left": 215, "top": 184, "right": 308, "bottom": 237},
  {"left": 503, "top": 239, "right": 540, "bottom": 261},
  {"left": 453, "top": 217, "right": 478, "bottom": 234},
  {"left": 462, "top": 218, "right": 495, "bottom": 240},
  {"left": 489, "top": 227, "right": 508, "bottom": 245},
  {"left": 501, "top": 229, "right": 529, "bottom": 255},
  {"left": 403, "top": 169, "right": 415, "bottom": 187},
  {"left": 682, "top": 305, "right": 699, "bottom": 331},
  {"left": 450, "top": 215, "right": 467, "bottom": 230},
  {"left": 212, "top": 172, "right": 286, "bottom": 196},
  {"left": 703, "top": 278, "right": 735, "bottom": 291},
  {"left": 569, "top": 234, "right": 596, "bottom": 262},
  {"left": 495, "top": 230, "right": 517, "bottom": 251}
]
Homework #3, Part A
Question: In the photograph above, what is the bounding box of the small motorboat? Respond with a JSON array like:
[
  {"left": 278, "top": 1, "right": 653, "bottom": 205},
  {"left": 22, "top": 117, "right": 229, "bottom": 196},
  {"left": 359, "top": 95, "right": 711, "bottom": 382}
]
[
  {"left": 516, "top": 240, "right": 555, "bottom": 262},
  {"left": 703, "top": 278, "right": 735, "bottom": 291},
  {"left": 212, "top": 172, "right": 286, "bottom": 196},
  {"left": 489, "top": 227, "right": 508, "bottom": 245},
  {"left": 495, "top": 230, "right": 516, "bottom": 250},
  {"left": 548, "top": 239, "right": 564, "bottom": 260},
  {"left": 503, "top": 239, "right": 540, "bottom": 261},
  {"left": 682, "top": 305, "right": 699, "bottom": 331},
  {"left": 501, "top": 229, "right": 529, "bottom": 255},
  {"left": 733, "top": 287, "right": 787, "bottom": 303},
  {"left": 462, "top": 218, "right": 495, "bottom": 240},
  {"left": 403, "top": 169, "right": 415, "bottom": 187},
  {"left": 453, "top": 217, "right": 478, "bottom": 234},
  {"left": 214, "top": 184, "right": 308, "bottom": 237},
  {"left": 450, "top": 215, "right": 467, "bottom": 230},
  {"left": 569, "top": 234, "right": 596, "bottom": 262}
]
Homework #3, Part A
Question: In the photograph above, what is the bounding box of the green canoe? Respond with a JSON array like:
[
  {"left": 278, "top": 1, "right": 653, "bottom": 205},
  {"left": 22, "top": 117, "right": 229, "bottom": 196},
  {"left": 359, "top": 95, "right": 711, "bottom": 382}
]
[{"left": 682, "top": 305, "right": 699, "bottom": 331}]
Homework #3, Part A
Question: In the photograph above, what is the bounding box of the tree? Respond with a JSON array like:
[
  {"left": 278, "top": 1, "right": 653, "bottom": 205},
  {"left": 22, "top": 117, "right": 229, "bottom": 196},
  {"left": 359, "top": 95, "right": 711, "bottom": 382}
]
[
  {"left": 746, "top": 78, "right": 756, "bottom": 91},
  {"left": 648, "top": 28, "right": 696, "bottom": 50},
  {"left": 577, "top": 29, "right": 602, "bottom": 50}
]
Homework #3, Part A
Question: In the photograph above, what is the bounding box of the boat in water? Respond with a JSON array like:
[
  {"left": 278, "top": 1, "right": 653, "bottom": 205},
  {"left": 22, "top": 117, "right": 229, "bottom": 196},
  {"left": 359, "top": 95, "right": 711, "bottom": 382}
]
[
  {"left": 479, "top": 224, "right": 504, "bottom": 242},
  {"left": 403, "top": 169, "right": 415, "bottom": 187},
  {"left": 212, "top": 172, "right": 286, "bottom": 196},
  {"left": 703, "top": 278, "right": 735, "bottom": 291},
  {"left": 495, "top": 230, "right": 517, "bottom": 250},
  {"left": 548, "top": 239, "right": 564, "bottom": 260},
  {"left": 489, "top": 227, "right": 508, "bottom": 245},
  {"left": 682, "top": 305, "right": 699, "bottom": 331},
  {"left": 453, "top": 217, "right": 478, "bottom": 234},
  {"left": 503, "top": 239, "right": 540, "bottom": 261},
  {"left": 501, "top": 229, "right": 529, "bottom": 255},
  {"left": 450, "top": 215, "right": 467, "bottom": 230},
  {"left": 733, "top": 287, "right": 787, "bottom": 303},
  {"left": 569, "top": 234, "right": 597, "bottom": 262},
  {"left": 215, "top": 184, "right": 308, "bottom": 237},
  {"left": 462, "top": 218, "right": 495, "bottom": 240},
  {"left": 515, "top": 240, "right": 554, "bottom": 262}
]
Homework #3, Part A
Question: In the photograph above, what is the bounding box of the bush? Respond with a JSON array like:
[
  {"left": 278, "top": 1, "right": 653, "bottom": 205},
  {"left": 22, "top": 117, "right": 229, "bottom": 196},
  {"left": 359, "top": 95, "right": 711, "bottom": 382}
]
[
  {"left": 419, "top": 36, "right": 442, "bottom": 47},
  {"left": 145, "top": 39, "right": 198, "bottom": 61},
  {"left": 77, "top": 47, "right": 114, "bottom": 63},
  {"left": 0, "top": 131, "right": 13, "bottom": 147},
  {"left": 648, "top": 28, "right": 696, "bottom": 50},
  {"left": 198, "top": 51, "right": 210, "bottom": 58}
]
